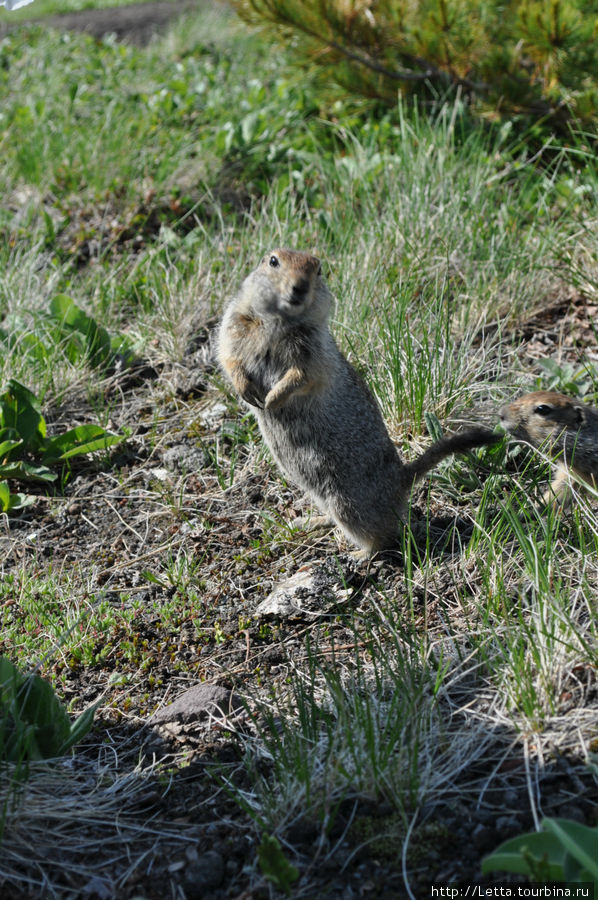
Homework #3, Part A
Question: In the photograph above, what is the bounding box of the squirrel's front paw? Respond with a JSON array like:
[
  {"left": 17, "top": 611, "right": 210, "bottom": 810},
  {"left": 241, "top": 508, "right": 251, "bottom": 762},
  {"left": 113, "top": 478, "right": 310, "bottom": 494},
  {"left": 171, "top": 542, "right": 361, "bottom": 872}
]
[
  {"left": 240, "top": 382, "right": 265, "bottom": 409},
  {"left": 264, "top": 390, "right": 285, "bottom": 410}
]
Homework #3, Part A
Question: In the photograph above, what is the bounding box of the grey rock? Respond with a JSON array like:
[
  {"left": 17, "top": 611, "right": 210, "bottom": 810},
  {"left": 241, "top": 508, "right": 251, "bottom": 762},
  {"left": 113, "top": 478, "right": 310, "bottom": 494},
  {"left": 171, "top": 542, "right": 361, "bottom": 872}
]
[
  {"left": 150, "top": 684, "right": 242, "bottom": 726},
  {"left": 255, "top": 565, "right": 351, "bottom": 620},
  {"left": 162, "top": 443, "right": 208, "bottom": 472},
  {"left": 471, "top": 823, "right": 497, "bottom": 850},
  {"left": 557, "top": 803, "right": 586, "bottom": 823},
  {"left": 183, "top": 850, "right": 225, "bottom": 898},
  {"left": 495, "top": 815, "right": 518, "bottom": 836},
  {"left": 82, "top": 876, "right": 113, "bottom": 899},
  {"left": 196, "top": 400, "right": 228, "bottom": 429}
]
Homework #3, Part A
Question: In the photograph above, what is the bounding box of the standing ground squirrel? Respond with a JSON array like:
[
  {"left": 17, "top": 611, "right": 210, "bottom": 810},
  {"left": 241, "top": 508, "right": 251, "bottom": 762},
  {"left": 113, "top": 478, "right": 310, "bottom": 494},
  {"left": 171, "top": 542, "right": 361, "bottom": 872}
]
[
  {"left": 217, "top": 248, "right": 500, "bottom": 554},
  {"left": 500, "top": 390, "right": 598, "bottom": 504}
]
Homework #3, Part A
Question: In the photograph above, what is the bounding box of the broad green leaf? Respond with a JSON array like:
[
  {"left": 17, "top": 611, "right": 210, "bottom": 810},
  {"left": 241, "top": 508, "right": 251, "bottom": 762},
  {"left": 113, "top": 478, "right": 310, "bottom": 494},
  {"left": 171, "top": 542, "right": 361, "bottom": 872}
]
[
  {"left": 0, "top": 438, "right": 23, "bottom": 460},
  {"left": 563, "top": 851, "right": 590, "bottom": 883},
  {"left": 49, "top": 294, "right": 85, "bottom": 329},
  {"left": 482, "top": 830, "right": 565, "bottom": 879},
  {"left": 538, "top": 358, "right": 562, "bottom": 376},
  {"left": 11, "top": 332, "right": 49, "bottom": 364},
  {"left": 58, "top": 432, "right": 123, "bottom": 460},
  {"left": 0, "top": 481, "right": 10, "bottom": 512},
  {"left": 241, "top": 110, "right": 259, "bottom": 143},
  {"left": 0, "top": 380, "right": 46, "bottom": 452},
  {"left": 0, "top": 460, "right": 56, "bottom": 483},
  {"left": 0, "top": 657, "right": 17, "bottom": 688},
  {"left": 6, "top": 493, "right": 36, "bottom": 512},
  {"left": 49, "top": 295, "right": 113, "bottom": 367},
  {"left": 0, "top": 657, "right": 93, "bottom": 761},
  {"left": 42, "top": 425, "right": 124, "bottom": 462},
  {"left": 110, "top": 333, "right": 137, "bottom": 367},
  {"left": 63, "top": 332, "right": 88, "bottom": 364},
  {"left": 15, "top": 672, "right": 71, "bottom": 759},
  {"left": 543, "top": 818, "right": 598, "bottom": 882},
  {"left": 0, "top": 658, "right": 64, "bottom": 761}
]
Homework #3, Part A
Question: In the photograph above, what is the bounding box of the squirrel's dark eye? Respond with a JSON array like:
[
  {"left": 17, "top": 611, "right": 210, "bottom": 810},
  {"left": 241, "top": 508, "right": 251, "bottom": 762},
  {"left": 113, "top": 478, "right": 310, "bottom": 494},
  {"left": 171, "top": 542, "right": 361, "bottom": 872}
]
[
  {"left": 534, "top": 404, "right": 552, "bottom": 416},
  {"left": 269, "top": 255, "right": 280, "bottom": 268},
  {"left": 316, "top": 265, "right": 322, "bottom": 277}
]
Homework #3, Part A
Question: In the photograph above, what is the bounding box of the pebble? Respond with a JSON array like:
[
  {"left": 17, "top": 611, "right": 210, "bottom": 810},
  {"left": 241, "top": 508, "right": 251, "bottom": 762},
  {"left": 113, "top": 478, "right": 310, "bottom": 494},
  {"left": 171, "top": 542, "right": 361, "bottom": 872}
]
[
  {"left": 150, "top": 684, "right": 243, "bottom": 726},
  {"left": 255, "top": 565, "right": 351, "bottom": 619},
  {"left": 162, "top": 444, "right": 207, "bottom": 473},
  {"left": 503, "top": 789, "right": 518, "bottom": 807},
  {"left": 183, "top": 850, "right": 225, "bottom": 898},
  {"left": 557, "top": 803, "right": 586, "bottom": 823},
  {"left": 495, "top": 815, "right": 518, "bottom": 836},
  {"left": 471, "top": 823, "right": 497, "bottom": 851}
]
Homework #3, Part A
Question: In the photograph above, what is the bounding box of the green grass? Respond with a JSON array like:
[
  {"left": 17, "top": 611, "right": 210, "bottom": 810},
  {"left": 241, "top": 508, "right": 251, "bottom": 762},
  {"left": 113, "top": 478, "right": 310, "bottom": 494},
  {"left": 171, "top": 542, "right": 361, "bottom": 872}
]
[{"left": 2, "top": 4, "right": 598, "bottom": 895}]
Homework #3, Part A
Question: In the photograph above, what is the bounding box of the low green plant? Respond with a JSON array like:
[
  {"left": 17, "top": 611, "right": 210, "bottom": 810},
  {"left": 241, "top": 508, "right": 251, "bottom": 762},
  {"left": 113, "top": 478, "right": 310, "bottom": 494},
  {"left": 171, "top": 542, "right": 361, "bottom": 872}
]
[
  {"left": 0, "top": 379, "right": 125, "bottom": 511},
  {"left": 483, "top": 817, "right": 598, "bottom": 887},
  {"left": 0, "top": 656, "right": 95, "bottom": 764},
  {"left": 257, "top": 833, "right": 300, "bottom": 894},
  {"left": 0, "top": 471, "right": 32, "bottom": 512},
  {"left": 232, "top": 0, "right": 598, "bottom": 133},
  {"left": 536, "top": 358, "right": 598, "bottom": 399},
  {"left": 1, "top": 296, "right": 135, "bottom": 367},
  {"left": 47, "top": 294, "right": 137, "bottom": 370}
]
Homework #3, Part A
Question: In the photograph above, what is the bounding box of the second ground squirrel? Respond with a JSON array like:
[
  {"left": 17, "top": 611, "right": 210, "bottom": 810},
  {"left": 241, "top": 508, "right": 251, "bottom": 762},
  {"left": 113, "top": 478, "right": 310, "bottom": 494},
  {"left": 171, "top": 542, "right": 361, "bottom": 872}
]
[
  {"left": 217, "top": 248, "right": 500, "bottom": 555},
  {"left": 500, "top": 390, "right": 598, "bottom": 505}
]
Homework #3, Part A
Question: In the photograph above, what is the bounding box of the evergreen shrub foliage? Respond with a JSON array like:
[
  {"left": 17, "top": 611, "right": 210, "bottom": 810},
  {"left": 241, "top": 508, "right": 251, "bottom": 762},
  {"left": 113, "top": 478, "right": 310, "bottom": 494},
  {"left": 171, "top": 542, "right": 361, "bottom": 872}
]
[{"left": 231, "top": 0, "right": 598, "bottom": 128}]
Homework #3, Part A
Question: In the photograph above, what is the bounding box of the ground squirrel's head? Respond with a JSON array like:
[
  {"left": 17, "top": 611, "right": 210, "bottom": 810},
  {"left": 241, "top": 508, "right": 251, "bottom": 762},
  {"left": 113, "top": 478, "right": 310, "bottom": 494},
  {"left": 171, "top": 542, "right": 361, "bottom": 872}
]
[
  {"left": 241, "top": 248, "right": 332, "bottom": 324},
  {"left": 500, "top": 390, "right": 586, "bottom": 445}
]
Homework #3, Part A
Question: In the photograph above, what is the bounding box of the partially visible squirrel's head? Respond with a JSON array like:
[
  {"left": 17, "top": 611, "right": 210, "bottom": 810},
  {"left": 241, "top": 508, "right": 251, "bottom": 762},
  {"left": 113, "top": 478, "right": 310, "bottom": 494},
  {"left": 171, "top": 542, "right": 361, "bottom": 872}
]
[
  {"left": 241, "top": 248, "right": 333, "bottom": 324},
  {"left": 500, "top": 390, "right": 586, "bottom": 445}
]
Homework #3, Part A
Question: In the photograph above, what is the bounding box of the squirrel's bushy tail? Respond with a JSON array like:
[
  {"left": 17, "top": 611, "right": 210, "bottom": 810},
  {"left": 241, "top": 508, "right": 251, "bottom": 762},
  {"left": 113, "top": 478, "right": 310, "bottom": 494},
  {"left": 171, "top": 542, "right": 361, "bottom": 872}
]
[{"left": 405, "top": 428, "right": 500, "bottom": 483}]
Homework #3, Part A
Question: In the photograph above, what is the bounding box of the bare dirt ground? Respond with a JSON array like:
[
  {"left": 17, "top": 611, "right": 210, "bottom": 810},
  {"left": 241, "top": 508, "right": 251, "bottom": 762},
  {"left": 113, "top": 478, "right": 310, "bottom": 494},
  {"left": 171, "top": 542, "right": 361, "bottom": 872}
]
[
  {"left": 1, "top": 6, "right": 598, "bottom": 898},
  {"left": 1, "top": 292, "right": 598, "bottom": 898},
  {"left": 0, "top": 0, "right": 197, "bottom": 45}
]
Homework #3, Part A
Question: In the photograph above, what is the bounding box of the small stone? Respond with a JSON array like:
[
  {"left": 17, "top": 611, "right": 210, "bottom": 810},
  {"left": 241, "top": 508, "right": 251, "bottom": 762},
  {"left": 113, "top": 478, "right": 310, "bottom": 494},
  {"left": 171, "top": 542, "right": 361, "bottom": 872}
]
[
  {"left": 557, "top": 803, "right": 586, "bottom": 823},
  {"left": 196, "top": 401, "right": 228, "bottom": 429},
  {"left": 495, "top": 815, "right": 517, "bottom": 836},
  {"left": 503, "top": 789, "right": 518, "bottom": 806},
  {"left": 185, "top": 846, "right": 199, "bottom": 864},
  {"left": 162, "top": 444, "right": 207, "bottom": 473},
  {"left": 148, "top": 467, "right": 171, "bottom": 483},
  {"left": 81, "top": 875, "right": 113, "bottom": 899},
  {"left": 183, "top": 850, "right": 224, "bottom": 898},
  {"left": 471, "top": 824, "right": 497, "bottom": 851},
  {"left": 255, "top": 565, "right": 351, "bottom": 619},
  {"left": 150, "top": 684, "right": 243, "bottom": 726},
  {"left": 168, "top": 861, "right": 186, "bottom": 873},
  {"left": 225, "top": 858, "right": 239, "bottom": 876}
]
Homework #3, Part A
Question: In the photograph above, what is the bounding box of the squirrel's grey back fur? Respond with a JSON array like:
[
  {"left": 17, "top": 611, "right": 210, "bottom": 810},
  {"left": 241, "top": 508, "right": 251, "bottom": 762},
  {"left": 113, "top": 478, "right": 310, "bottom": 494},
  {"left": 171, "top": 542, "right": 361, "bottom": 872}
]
[{"left": 218, "top": 248, "right": 498, "bottom": 554}]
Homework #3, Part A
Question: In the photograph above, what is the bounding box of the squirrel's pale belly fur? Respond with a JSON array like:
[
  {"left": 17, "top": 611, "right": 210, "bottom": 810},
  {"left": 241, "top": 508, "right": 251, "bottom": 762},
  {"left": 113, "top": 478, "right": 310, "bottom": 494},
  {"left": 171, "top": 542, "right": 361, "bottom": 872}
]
[
  {"left": 256, "top": 349, "right": 407, "bottom": 551},
  {"left": 218, "top": 248, "right": 499, "bottom": 554}
]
